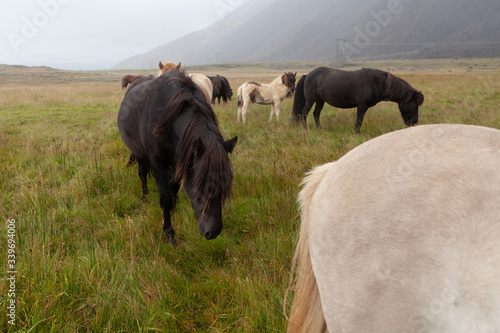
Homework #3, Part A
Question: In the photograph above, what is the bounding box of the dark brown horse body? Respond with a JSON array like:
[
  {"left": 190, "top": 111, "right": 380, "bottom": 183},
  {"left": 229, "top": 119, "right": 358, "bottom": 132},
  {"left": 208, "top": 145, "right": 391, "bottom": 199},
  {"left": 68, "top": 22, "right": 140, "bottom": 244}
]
[
  {"left": 118, "top": 70, "right": 237, "bottom": 245},
  {"left": 210, "top": 75, "right": 233, "bottom": 104},
  {"left": 121, "top": 74, "right": 144, "bottom": 90},
  {"left": 293, "top": 67, "right": 424, "bottom": 132}
]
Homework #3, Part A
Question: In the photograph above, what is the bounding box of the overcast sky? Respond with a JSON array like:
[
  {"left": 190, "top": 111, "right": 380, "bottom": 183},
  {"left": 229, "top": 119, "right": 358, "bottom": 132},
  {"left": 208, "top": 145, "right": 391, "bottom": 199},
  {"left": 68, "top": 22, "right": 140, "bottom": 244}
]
[{"left": 0, "top": 0, "right": 248, "bottom": 70}]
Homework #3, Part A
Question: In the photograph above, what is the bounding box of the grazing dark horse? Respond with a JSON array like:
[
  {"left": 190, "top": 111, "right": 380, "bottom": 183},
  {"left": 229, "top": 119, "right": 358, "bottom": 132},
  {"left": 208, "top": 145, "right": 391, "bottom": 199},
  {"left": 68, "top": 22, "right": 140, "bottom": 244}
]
[
  {"left": 121, "top": 74, "right": 144, "bottom": 90},
  {"left": 292, "top": 67, "right": 424, "bottom": 132},
  {"left": 210, "top": 75, "right": 233, "bottom": 104},
  {"left": 118, "top": 70, "right": 238, "bottom": 245}
]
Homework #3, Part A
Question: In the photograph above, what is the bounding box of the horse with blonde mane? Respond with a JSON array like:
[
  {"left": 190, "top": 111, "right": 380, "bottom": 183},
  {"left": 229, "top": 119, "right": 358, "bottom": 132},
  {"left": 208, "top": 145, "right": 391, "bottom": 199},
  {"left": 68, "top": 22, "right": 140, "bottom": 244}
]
[
  {"left": 237, "top": 72, "right": 296, "bottom": 123},
  {"left": 157, "top": 61, "right": 181, "bottom": 75},
  {"left": 287, "top": 124, "right": 500, "bottom": 333},
  {"left": 158, "top": 61, "right": 213, "bottom": 103}
]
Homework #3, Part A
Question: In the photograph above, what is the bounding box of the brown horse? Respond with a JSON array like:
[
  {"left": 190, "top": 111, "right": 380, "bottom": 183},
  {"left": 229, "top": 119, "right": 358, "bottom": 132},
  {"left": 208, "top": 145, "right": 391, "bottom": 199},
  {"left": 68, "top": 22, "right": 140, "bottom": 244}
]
[
  {"left": 293, "top": 67, "right": 424, "bottom": 132},
  {"left": 210, "top": 75, "right": 233, "bottom": 104},
  {"left": 121, "top": 74, "right": 144, "bottom": 90},
  {"left": 157, "top": 61, "right": 181, "bottom": 75},
  {"left": 118, "top": 69, "right": 238, "bottom": 245}
]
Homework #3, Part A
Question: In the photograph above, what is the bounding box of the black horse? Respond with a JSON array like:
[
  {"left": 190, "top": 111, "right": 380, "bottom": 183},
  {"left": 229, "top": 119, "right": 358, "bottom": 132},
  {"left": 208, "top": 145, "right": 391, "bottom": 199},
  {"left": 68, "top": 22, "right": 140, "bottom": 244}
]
[
  {"left": 210, "top": 75, "right": 233, "bottom": 104},
  {"left": 292, "top": 67, "right": 424, "bottom": 132},
  {"left": 118, "top": 70, "right": 238, "bottom": 245}
]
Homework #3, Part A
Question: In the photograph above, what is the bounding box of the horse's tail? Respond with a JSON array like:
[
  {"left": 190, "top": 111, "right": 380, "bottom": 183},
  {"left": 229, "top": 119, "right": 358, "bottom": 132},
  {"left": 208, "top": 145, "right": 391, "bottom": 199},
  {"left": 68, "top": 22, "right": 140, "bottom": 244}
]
[
  {"left": 286, "top": 162, "right": 334, "bottom": 333},
  {"left": 237, "top": 85, "right": 243, "bottom": 108},
  {"left": 292, "top": 75, "right": 307, "bottom": 123}
]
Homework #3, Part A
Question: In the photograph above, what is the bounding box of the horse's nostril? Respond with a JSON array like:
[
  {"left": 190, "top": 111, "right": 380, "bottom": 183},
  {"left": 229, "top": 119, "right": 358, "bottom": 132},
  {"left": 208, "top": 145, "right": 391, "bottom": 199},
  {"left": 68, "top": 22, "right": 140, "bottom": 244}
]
[{"left": 204, "top": 231, "right": 213, "bottom": 240}]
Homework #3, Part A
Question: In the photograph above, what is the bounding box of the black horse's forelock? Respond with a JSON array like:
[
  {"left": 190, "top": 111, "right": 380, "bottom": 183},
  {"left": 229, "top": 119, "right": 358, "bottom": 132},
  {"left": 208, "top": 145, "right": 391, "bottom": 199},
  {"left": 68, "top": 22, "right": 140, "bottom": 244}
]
[
  {"left": 175, "top": 118, "right": 233, "bottom": 212},
  {"left": 385, "top": 73, "right": 424, "bottom": 105},
  {"left": 152, "top": 72, "right": 232, "bottom": 212}
]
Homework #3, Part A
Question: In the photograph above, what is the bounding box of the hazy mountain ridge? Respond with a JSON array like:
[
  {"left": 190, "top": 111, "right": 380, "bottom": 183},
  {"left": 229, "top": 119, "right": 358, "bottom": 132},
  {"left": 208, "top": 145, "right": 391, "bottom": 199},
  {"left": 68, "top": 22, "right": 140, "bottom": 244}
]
[{"left": 113, "top": 0, "right": 500, "bottom": 69}]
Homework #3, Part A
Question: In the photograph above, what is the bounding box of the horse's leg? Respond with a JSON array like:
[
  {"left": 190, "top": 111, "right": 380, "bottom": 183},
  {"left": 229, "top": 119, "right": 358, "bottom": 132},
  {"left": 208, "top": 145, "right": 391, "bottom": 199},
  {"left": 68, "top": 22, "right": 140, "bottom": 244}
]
[
  {"left": 237, "top": 103, "right": 242, "bottom": 123},
  {"left": 355, "top": 105, "right": 368, "bottom": 133},
  {"left": 313, "top": 99, "right": 325, "bottom": 129},
  {"left": 269, "top": 103, "right": 276, "bottom": 122},
  {"left": 152, "top": 164, "right": 179, "bottom": 245},
  {"left": 241, "top": 100, "right": 249, "bottom": 123},
  {"left": 137, "top": 157, "right": 150, "bottom": 201},
  {"left": 300, "top": 100, "right": 315, "bottom": 128},
  {"left": 274, "top": 100, "right": 281, "bottom": 122}
]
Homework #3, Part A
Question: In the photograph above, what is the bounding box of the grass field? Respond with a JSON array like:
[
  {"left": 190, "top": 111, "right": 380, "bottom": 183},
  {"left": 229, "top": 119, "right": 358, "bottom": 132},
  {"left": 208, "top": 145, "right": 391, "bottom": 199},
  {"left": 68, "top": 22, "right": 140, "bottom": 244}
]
[{"left": 1, "top": 59, "right": 499, "bottom": 332}]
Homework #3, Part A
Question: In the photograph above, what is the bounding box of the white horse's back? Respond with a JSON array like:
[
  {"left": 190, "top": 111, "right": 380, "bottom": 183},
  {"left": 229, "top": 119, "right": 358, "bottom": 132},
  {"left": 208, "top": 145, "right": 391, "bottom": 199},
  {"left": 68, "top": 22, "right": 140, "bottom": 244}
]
[
  {"left": 188, "top": 73, "right": 213, "bottom": 103},
  {"left": 289, "top": 124, "right": 500, "bottom": 333}
]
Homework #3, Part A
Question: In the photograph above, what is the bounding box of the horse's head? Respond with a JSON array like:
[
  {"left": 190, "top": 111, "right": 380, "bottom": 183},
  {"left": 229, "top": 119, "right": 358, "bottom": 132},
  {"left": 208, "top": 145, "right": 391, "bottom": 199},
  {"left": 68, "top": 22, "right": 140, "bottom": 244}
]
[
  {"left": 158, "top": 61, "right": 181, "bottom": 76},
  {"left": 181, "top": 135, "right": 238, "bottom": 240},
  {"left": 399, "top": 90, "right": 424, "bottom": 127},
  {"left": 282, "top": 72, "right": 297, "bottom": 96}
]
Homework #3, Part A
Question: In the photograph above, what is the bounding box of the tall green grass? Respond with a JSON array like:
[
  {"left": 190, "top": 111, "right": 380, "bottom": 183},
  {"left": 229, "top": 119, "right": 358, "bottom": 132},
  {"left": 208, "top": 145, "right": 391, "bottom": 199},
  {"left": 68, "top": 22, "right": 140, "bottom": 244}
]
[{"left": 1, "top": 66, "right": 499, "bottom": 332}]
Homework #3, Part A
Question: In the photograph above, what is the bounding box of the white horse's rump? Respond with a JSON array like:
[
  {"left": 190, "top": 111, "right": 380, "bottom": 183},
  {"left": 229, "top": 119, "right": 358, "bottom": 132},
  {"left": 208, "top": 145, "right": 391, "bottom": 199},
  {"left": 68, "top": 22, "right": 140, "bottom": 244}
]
[
  {"left": 237, "top": 72, "right": 296, "bottom": 123},
  {"left": 288, "top": 124, "right": 500, "bottom": 333}
]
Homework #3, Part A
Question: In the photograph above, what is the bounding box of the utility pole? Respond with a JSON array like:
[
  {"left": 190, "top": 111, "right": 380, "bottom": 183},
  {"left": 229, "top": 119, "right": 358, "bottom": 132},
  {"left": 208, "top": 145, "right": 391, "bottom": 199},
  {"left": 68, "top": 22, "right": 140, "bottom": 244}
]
[
  {"left": 335, "top": 39, "right": 349, "bottom": 65},
  {"left": 215, "top": 53, "right": 224, "bottom": 64}
]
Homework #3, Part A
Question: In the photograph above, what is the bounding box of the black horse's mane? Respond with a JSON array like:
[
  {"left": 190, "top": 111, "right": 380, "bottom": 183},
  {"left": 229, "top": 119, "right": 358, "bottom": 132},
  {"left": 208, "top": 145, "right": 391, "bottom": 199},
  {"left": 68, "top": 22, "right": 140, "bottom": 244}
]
[
  {"left": 153, "top": 73, "right": 232, "bottom": 211},
  {"left": 384, "top": 72, "right": 424, "bottom": 105}
]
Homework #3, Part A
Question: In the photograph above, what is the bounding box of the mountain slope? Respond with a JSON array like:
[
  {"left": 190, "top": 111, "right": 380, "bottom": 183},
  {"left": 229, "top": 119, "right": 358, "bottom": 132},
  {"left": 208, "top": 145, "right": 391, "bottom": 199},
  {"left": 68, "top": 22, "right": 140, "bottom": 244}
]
[{"left": 113, "top": 0, "right": 500, "bottom": 69}]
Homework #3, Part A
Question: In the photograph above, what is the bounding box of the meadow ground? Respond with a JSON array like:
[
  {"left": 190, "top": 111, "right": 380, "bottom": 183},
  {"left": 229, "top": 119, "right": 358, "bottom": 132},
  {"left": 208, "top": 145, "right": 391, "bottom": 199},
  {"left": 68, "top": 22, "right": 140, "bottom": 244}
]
[{"left": 0, "top": 59, "right": 499, "bottom": 332}]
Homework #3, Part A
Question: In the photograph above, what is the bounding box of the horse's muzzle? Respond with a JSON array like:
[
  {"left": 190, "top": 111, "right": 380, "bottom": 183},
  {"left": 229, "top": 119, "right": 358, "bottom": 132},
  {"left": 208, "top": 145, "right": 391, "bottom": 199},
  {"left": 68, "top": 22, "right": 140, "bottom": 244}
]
[{"left": 199, "top": 218, "right": 222, "bottom": 240}]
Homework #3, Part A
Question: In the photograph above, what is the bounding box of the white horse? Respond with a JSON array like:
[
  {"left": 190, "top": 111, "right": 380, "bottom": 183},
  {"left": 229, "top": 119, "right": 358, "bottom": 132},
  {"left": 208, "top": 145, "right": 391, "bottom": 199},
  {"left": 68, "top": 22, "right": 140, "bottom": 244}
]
[
  {"left": 287, "top": 124, "right": 500, "bottom": 333},
  {"left": 158, "top": 61, "right": 213, "bottom": 103},
  {"left": 237, "top": 72, "right": 296, "bottom": 123}
]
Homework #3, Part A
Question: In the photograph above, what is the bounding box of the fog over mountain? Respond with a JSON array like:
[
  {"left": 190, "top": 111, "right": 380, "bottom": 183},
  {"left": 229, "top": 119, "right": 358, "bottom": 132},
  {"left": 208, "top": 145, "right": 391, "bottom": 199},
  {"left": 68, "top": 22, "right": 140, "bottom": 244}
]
[{"left": 113, "top": 0, "right": 500, "bottom": 69}]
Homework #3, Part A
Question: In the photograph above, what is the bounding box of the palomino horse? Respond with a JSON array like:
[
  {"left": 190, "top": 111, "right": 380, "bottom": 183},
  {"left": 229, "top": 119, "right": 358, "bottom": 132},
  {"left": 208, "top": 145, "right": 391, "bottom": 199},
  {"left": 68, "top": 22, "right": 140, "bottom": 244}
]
[
  {"left": 158, "top": 61, "right": 213, "bottom": 103},
  {"left": 118, "top": 69, "right": 238, "bottom": 245},
  {"left": 121, "top": 74, "right": 143, "bottom": 90},
  {"left": 157, "top": 61, "right": 181, "bottom": 75},
  {"left": 293, "top": 67, "right": 424, "bottom": 132},
  {"left": 287, "top": 124, "right": 500, "bottom": 332},
  {"left": 237, "top": 72, "right": 296, "bottom": 123}
]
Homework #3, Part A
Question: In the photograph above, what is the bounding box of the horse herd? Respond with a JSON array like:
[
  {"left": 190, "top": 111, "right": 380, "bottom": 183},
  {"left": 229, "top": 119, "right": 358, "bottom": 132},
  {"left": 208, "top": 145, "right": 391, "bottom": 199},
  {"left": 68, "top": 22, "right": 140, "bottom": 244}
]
[{"left": 118, "top": 62, "right": 500, "bottom": 332}]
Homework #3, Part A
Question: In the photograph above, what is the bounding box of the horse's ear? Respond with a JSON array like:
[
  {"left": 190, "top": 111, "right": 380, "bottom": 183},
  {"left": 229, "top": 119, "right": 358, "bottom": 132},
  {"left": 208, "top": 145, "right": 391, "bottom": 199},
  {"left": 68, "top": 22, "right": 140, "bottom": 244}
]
[
  {"left": 415, "top": 91, "right": 424, "bottom": 105},
  {"left": 193, "top": 137, "right": 204, "bottom": 157},
  {"left": 223, "top": 136, "right": 238, "bottom": 154},
  {"left": 158, "top": 61, "right": 164, "bottom": 70},
  {"left": 175, "top": 62, "right": 181, "bottom": 70}
]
